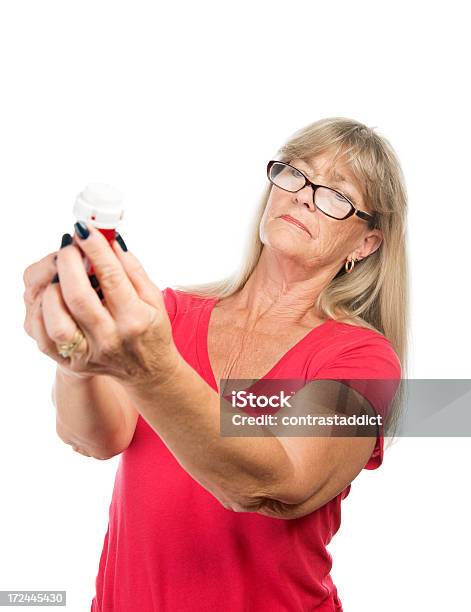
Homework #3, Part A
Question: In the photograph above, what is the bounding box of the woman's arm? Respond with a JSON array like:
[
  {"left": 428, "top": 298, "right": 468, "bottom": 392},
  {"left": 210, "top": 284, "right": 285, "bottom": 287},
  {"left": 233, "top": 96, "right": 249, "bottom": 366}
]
[
  {"left": 121, "top": 359, "right": 376, "bottom": 518},
  {"left": 54, "top": 366, "right": 139, "bottom": 460},
  {"left": 44, "top": 225, "right": 377, "bottom": 518}
]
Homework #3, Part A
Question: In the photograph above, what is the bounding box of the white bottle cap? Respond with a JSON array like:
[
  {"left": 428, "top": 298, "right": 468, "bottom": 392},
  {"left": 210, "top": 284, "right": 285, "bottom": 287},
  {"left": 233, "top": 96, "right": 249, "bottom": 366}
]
[{"left": 73, "top": 183, "right": 124, "bottom": 229}]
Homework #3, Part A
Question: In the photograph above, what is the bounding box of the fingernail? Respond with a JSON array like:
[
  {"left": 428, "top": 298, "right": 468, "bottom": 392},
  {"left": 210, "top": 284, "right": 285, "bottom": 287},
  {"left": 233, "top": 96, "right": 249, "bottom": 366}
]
[
  {"left": 96, "top": 288, "right": 104, "bottom": 301},
  {"left": 60, "top": 233, "right": 73, "bottom": 249},
  {"left": 74, "top": 221, "right": 90, "bottom": 240},
  {"left": 115, "top": 233, "right": 128, "bottom": 252},
  {"left": 51, "top": 272, "right": 59, "bottom": 284}
]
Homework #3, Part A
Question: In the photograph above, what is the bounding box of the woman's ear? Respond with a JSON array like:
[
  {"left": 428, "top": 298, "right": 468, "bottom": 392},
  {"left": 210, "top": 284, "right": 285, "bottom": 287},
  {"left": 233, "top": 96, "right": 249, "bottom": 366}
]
[{"left": 359, "top": 228, "right": 383, "bottom": 259}]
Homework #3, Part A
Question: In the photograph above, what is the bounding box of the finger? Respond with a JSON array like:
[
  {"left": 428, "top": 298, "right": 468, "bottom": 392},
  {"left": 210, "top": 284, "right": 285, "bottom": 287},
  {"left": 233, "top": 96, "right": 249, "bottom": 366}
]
[
  {"left": 111, "top": 238, "right": 163, "bottom": 309},
  {"left": 23, "top": 287, "right": 43, "bottom": 338},
  {"left": 41, "top": 283, "right": 90, "bottom": 358},
  {"left": 56, "top": 241, "right": 115, "bottom": 334},
  {"left": 73, "top": 222, "right": 140, "bottom": 321},
  {"left": 23, "top": 252, "right": 57, "bottom": 305},
  {"left": 29, "top": 294, "right": 72, "bottom": 365},
  {"left": 23, "top": 234, "right": 73, "bottom": 304}
]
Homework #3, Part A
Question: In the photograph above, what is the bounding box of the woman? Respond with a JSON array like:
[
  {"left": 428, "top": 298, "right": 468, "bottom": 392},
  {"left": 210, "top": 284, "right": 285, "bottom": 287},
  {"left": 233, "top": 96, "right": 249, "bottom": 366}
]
[{"left": 22, "top": 117, "right": 408, "bottom": 611}]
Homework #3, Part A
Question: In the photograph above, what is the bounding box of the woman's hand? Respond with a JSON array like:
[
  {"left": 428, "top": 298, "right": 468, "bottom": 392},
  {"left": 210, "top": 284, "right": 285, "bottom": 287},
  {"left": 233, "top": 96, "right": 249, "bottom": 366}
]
[
  {"left": 22, "top": 234, "right": 89, "bottom": 380},
  {"left": 23, "top": 223, "right": 180, "bottom": 387}
]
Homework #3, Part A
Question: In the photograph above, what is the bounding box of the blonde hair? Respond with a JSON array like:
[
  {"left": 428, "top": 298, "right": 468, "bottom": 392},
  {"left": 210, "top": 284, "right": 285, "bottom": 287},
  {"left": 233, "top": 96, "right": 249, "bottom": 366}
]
[{"left": 175, "top": 117, "right": 409, "bottom": 441}]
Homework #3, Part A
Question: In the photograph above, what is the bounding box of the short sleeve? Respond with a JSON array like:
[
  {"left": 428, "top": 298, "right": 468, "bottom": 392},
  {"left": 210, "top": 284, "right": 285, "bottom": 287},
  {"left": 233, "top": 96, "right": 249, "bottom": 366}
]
[{"left": 313, "top": 331, "right": 402, "bottom": 470}]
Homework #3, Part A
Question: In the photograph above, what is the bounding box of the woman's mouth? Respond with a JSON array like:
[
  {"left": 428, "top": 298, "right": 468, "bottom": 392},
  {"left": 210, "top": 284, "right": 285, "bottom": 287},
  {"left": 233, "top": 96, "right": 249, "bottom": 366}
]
[{"left": 278, "top": 215, "right": 311, "bottom": 236}]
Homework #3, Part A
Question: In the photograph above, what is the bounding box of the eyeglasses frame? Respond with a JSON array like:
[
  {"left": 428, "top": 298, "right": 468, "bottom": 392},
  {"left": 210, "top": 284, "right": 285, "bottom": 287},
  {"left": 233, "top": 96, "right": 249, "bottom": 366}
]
[{"left": 267, "top": 160, "right": 377, "bottom": 224}]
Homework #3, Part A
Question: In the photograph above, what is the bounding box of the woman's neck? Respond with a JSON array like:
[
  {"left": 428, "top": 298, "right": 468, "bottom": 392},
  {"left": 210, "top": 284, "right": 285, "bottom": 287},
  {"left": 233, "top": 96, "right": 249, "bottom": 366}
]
[{"left": 227, "top": 248, "right": 334, "bottom": 327}]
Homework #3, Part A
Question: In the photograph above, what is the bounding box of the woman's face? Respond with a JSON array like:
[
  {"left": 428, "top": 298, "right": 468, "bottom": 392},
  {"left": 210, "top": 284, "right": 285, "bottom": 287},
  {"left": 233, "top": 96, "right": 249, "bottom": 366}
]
[{"left": 259, "top": 151, "right": 383, "bottom": 275}]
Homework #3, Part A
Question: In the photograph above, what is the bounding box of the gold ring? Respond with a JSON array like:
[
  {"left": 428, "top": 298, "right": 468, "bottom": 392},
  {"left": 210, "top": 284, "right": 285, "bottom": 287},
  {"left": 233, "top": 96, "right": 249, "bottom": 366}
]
[{"left": 56, "top": 327, "right": 85, "bottom": 359}]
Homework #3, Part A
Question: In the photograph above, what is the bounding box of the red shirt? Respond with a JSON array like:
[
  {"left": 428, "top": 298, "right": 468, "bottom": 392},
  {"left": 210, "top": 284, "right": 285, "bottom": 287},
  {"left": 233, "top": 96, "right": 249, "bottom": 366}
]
[{"left": 91, "top": 289, "right": 401, "bottom": 611}]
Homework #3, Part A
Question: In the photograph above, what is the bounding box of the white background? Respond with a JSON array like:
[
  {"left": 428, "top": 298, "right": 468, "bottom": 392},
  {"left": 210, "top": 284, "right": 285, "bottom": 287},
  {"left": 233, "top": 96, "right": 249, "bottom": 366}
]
[{"left": 1, "top": 1, "right": 470, "bottom": 610}]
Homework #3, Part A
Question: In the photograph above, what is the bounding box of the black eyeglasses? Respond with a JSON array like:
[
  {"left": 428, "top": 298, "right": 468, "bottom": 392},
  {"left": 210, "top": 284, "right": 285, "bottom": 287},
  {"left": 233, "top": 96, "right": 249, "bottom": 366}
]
[{"left": 267, "top": 160, "right": 377, "bottom": 224}]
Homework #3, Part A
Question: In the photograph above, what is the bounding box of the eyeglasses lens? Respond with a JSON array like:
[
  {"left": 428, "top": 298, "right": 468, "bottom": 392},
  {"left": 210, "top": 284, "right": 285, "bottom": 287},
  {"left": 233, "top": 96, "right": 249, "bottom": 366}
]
[{"left": 268, "top": 162, "right": 352, "bottom": 220}]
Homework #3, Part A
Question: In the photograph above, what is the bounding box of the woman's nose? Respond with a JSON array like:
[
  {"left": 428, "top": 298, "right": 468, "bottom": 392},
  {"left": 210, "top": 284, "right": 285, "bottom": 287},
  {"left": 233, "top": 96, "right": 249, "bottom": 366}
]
[{"left": 294, "top": 186, "right": 317, "bottom": 212}]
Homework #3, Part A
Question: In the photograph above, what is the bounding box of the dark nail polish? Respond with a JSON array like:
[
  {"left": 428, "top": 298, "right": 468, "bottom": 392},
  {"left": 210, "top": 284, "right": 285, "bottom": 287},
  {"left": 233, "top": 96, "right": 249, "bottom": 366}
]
[
  {"left": 60, "top": 233, "right": 73, "bottom": 249},
  {"left": 96, "top": 288, "right": 104, "bottom": 301},
  {"left": 115, "top": 233, "right": 128, "bottom": 252},
  {"left": 51, "top": 273, "right": 59, "bottom": 284},
  {"left": 89, "top": 274, "right": 100, "bottom": 289},
  {"left": 74, "top": 221, "right": 90, "bottom": 240}
]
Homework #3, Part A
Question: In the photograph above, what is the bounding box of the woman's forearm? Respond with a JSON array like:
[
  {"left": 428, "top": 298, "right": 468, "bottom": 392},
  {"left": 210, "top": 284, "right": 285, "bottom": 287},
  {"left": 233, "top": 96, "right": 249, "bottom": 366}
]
[
  {"left": 53, "top": 366, "right": 137, "bottom": 459},
  {"left": 121, "top": 357, "right": 294, "bottom": 511}
]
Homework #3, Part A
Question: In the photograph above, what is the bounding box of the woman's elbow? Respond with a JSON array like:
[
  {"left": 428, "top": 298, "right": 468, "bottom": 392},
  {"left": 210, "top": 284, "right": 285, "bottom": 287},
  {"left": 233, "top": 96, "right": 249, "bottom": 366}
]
[{"left": 216, "top": 475, "right": 309, "bottom": 515}]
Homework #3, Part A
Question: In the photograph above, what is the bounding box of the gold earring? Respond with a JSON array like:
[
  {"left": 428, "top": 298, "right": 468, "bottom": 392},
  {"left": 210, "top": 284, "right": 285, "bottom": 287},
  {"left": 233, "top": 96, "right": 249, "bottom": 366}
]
[{"left": 345, "top": 257, "right": 356, "bottom": 273}]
